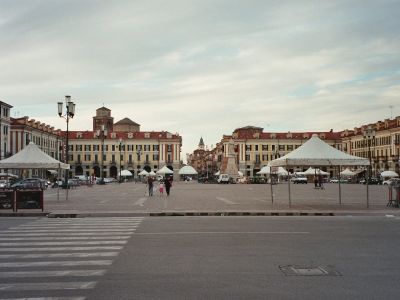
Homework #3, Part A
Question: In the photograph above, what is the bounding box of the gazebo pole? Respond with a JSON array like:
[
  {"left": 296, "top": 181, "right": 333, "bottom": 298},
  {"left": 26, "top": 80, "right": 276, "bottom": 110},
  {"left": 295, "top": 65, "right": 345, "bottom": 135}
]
[
  {"left": 288, "top": 169, "right": 291, "bottom": 207},
  {"left": 338, "top": 165, "right": 342, "bottom": 205},
  {"left": 366, "top": 172, "right": 369, "bottom": 208},
  {"left": 270, "top": 172, "right": 274, "bottom": 204}
]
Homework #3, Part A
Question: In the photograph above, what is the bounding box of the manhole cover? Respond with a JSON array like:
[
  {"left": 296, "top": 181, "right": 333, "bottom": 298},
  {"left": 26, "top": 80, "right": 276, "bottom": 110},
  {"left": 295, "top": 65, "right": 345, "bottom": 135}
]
[{"left": 280, "top": 265, "right": 341, "bottom": 276}]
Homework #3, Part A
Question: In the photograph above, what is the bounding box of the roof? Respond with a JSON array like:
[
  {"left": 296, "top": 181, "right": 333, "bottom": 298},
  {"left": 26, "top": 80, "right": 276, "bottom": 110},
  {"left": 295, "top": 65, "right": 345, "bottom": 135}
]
[
  {"left": 0, "top": 142, "right": 69, "bottom": 169},
  {"left": 269, "top": 134, "right": 369, "bottom": 167},
  {"left": 96, "top": 106, "right": 111, "bottom": 111},
  {"left": 114, "top": 118, "right": 140, "bottom": 126},
  {"left": 60, "top": 130, "right": 181, "bottom": 140}
]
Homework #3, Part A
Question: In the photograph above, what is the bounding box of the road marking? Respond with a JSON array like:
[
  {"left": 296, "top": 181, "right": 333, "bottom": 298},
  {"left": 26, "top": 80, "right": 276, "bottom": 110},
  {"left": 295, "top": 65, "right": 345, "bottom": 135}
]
[
  {"left": 0, "top": 236, "right": 130, "bottom": 241},
  {"left": 0, "top": 260, "right": 112, "bottom": 268},
  {"left": 0, "top": 232, "right": 134, "bottom": 237},
  {"left": 8, "top": 226, "right": 138, "bottom": 231},
  {"left": 134, "top": 197, "right": 147, "bottom": 206},
  {"left": 215, "top": 197, "right": 236, "bottom": 204},
  {"left": 0, "top": 269, "right": 106, "bottom": 278},
  {"left": 0, "top": 252, "right": 119, "bottom": 259},
  {"left": 20, "top": 222, "right": 141, "bottom": 226},
  {"left": 134, "top": 231, "right": 310, "bottom": 235},
  {"left": 0, "top": 240, "right": 127, "bottom": 246},
  {"left": 0, "top": 297, "right": 85, "bottom": 300},
  {"left": 3, "top": 229, "right": 135, "bottom": 233},
  {"left": 0, "top": 246, "right": 123, "bottom": 252},
  {"left": 0, "top": 281, "right": 96, "bottom": 291}
]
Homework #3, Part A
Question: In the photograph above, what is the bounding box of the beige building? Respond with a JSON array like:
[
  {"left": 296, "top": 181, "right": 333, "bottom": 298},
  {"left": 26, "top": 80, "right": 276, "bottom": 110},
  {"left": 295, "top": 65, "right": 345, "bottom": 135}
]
[
  {"left": 0, "top": 101, "right": 13, "bottom": 160},
  {"left": 341, "top": 116, "right": 400, "bottom": 175},
  {"left": 66, "top": 107, "right": 182, "bottom": 179}
]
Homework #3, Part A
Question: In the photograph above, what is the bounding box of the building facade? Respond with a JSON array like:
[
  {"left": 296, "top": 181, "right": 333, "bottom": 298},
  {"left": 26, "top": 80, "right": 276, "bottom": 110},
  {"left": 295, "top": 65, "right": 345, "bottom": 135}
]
[
  {"left": 0, "top": 101, "right": 13, "bottom": 160},
  {"left": 66, "top": 107, "right": 182, "bottom": 179},
  {"left": 341, "top": 116, "right": 400, "bottom": 175}
]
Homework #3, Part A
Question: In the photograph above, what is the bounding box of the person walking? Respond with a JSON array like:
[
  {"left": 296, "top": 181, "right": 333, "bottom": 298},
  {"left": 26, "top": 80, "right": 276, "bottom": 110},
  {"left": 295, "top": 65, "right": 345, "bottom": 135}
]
[
  {"left": 165, "top": 176, "right": 172, "bottom": 196},
  {"left": 159, "top": 181, "right": 164, "bottom": 196},
  {"left": 147, "top": 176, "right": 154, "bottom": 196}
]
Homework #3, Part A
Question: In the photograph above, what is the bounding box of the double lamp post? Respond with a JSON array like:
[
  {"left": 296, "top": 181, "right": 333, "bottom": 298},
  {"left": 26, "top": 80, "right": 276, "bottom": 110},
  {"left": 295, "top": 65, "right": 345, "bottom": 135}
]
[{"left": 57, "top": 95, "right": 75, "bottom": 188}]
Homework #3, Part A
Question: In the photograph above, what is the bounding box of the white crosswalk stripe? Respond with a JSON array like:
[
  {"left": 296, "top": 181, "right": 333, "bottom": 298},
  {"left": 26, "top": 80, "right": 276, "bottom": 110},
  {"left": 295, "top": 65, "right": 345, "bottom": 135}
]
[{"left": 0, "top": 217, "right": 143, "bottom": 299}]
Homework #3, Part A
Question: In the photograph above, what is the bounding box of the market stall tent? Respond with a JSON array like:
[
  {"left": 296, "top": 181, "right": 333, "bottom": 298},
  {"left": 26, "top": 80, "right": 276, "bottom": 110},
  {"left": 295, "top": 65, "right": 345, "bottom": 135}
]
[
  {"left": 156, "top": 165, "right": 173, "bottom": 175},
  {"left": 0, "top": 142, "right": 69, "bottom": 170},
  {"left": 178, "top": 166, "right": 198, "bottom": 175},
  {"left": 269, "top": 134, "right": 369, "bottom": 206}
]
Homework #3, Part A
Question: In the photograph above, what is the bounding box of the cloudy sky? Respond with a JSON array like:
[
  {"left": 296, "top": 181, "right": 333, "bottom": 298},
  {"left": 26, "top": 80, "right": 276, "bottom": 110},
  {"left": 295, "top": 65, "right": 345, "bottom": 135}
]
[{"left": 1, "top": 0, "right": 399, "bottom": 160}]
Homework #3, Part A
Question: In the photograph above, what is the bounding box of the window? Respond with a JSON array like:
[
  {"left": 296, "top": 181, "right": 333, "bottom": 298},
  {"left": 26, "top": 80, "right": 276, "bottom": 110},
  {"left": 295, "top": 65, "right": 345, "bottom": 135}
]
[
  {"left": 128, "top": 154, "right": 132, "bottom": 162},
  {"left": 84, "top": 145, "right": 91, "bottom": 151},
  {"left": 153, "top": 154, "right": 159, "bottom": 160},
  {"left": 136, "top": 145, "right": 142, "bottom": 151},
  {"left": 144, "top": 145, "right": 150, "bottom": 151},
  {"left": 255, "top": 145, "right": 259, "bottom": 151},
  {"left": 287, "top": 145, "right": 293, "bottom": 151},
  {"left": 76, "top": 145, "right": 82, "bottom": 151},
  {"left": 93, "top": 145, "right": 99, "bottom": 151},
  {"left": 262, "top": 145, "right": 268, "bottom": 151},
  {"left": 153, "top": 145, "right": 159, "bottom": 151},
  {"left": 262, "top": 155, "right": 268, "bottom": 161},
  {"left": 279, "top": 145, "right": 285, "bottom": 151},
  {"left": 245, "top": 145, "right": 251, "bottom": 151},
  {"left": 167, "top": 145, "right": 172, "bottom": 152},
  {"left": 84, "top": 154, "right": 91, "bottom": 161},
  {"left": 112, "top": 145, "right": 115, "bottom": 151},
  {"left": 245, "top": 154, "right": 250, "bottom": 161}
]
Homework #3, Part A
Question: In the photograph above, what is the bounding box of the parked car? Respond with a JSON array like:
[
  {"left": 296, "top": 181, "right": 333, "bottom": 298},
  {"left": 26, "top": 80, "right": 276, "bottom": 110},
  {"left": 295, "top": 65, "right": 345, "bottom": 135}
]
[
  {"left": 383, "top": 178, "right": 400, "bottom": 186},
  {"left": 11, "top": 178, "right": 47, "bottom": 190},
  {"left": 249, "top": 177, "right": 266, "bottom": 184},
  {"left": 329, "top": 178, "right": 348, "bottom": 183},
  {"left": 291, "top": 176, "right": 308, "bottom": 184},
  {"left": 361, "top": 177, "right": 382, "bottom": 185},
  {"left": 0, "top": 180, "right": 10, "bottom": 189},
  {"left": 217, "top": 174, "right": 230, "bottom": 184}
]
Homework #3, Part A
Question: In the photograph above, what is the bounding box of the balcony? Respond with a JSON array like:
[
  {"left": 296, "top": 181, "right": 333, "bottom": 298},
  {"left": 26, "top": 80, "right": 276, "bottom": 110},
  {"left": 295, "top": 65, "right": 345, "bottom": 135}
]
[
  {"left": 109, "top": 160, "right": 117, "bottom": 165},
  {"left": 127, "top": 161, "right": 133, "bottom": 166}
]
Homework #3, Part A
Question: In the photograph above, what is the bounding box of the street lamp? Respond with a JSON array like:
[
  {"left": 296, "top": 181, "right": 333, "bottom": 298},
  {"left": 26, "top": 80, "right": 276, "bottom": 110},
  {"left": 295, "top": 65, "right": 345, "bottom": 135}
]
[
  {"left": 96, "top": 124, "right": 107, "bottom": 185},
  {"left": 57, "top": 95, "right": 75, "bottom": 188},
  {"left": 136, "top": 149, "right": 142, "bottom": 178},
  {"left": 363, "top": 126, "right": 376, "bottom": 180},
  {"left": 118, "top": 138, "right": 124, "bottom": 183}
]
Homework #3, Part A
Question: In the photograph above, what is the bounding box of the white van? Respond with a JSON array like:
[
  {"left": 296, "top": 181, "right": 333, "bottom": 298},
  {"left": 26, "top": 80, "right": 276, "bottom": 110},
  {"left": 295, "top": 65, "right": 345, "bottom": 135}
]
[{"left": 217, "top": 174, "right": 230, "bottom": 184}]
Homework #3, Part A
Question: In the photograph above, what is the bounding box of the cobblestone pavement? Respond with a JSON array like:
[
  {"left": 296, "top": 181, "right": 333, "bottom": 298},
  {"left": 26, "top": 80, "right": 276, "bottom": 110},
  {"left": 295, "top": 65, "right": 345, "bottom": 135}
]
[{"left": 37, "top": 181, "right": 399, "bottom": 215}]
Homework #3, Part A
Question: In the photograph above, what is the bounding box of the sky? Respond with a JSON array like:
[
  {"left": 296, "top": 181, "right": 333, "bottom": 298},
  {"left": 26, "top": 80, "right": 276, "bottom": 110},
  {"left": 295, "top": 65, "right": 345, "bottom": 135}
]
[{"left": 0, "top": 0, "right": 399, "bottom": 162}]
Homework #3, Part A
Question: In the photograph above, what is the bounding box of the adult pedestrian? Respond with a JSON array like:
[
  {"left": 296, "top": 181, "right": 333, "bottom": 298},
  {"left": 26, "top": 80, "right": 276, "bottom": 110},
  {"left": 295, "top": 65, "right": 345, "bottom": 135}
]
[
  {"left": 165, "top": 176, "right": 172, "bottom": 196},
  {"left": 147, "top": 176, "right": 154, "bottom": 196}
]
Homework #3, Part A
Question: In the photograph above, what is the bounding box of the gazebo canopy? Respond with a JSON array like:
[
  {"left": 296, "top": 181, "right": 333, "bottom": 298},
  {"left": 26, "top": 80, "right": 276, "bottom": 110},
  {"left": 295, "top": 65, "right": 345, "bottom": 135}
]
[
  {"left": 138, "top": 169, "right": 149, "bottom": 176},
  {"left": 303, "top": 167, "right": 329, "bottom": 176},
  {"left": 0, "top": 142, "right": 69, "bottom": 169},
  {"left": 257, "top": 166, "right": 288, "bottom": 175},
  {"left": 148, "top": 170, "right": 156, "bottom": 176},
  {"left": 178, "top": 166, "right": 198, "bottom": 175},
  {"left": 340, "top": 168, "right": 356, "bottom": 176},
  {"left": 380, "top": 170, "right": 399, "bottom": 178},
  {"left": 269, "top": 134, "right": 369, "bottom": 167},
  {"left": 120, "top": 170, "right": 132, "bottom": 176},
  {"left": 156, "top": 165, "right": 173, "bottom": 175}
]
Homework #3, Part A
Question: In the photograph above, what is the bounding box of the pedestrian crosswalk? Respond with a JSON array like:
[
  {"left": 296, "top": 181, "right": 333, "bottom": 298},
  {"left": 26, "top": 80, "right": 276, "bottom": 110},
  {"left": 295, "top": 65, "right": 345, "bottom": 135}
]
[{"left": 0, "top": 217, "right": 143, "bottom": 300}]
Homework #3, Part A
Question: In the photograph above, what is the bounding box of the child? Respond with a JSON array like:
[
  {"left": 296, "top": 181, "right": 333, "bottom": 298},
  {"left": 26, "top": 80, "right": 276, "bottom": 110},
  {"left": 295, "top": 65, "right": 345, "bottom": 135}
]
[{"left": 159, "top": 181, "right": 164, "bottom": 196}]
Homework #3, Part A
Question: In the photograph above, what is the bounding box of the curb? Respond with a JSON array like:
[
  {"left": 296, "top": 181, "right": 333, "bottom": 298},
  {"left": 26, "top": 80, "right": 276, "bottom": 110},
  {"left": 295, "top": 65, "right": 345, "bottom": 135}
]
[{"left": 1, "top": 211, "right": 399, "bottom": 218}]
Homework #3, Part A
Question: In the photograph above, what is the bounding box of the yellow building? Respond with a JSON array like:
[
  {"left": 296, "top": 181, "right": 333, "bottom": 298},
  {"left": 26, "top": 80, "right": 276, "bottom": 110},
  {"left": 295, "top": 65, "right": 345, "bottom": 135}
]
[
  {"left": 66, "top": 107, "right": 182, "bottom": 179},
  {"left": 341, "top": 116, "right": 400, "bottom": 175}
]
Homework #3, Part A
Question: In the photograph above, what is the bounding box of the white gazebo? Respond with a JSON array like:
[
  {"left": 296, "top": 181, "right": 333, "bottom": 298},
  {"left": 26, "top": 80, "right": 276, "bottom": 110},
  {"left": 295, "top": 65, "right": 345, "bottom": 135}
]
[
  {"left": 269, "top": 134, "right": 369, "bottom": 206},
  {"left": 120, "top": 170, "right": 132, "bottom": 176},
  {"left": 380, "top": 170, "right": 399, "bottom": 178},
  {"left": 178, "top": 166, "right": 198, "bottom": 175},
  {"left": 138, "top": 169, "right": 149, "bottom": 176},
  {"left": 156, "top": 165, "right": 174, "bottom": 175},
  {"left": 0, "top": 142, "right": 70, "bottom": 200},
  {"left": 303, "top": 167, "right": 329, "bottom": 176},
  {"left": 340, "top": 168, "right": 356, "bottom": 177}
]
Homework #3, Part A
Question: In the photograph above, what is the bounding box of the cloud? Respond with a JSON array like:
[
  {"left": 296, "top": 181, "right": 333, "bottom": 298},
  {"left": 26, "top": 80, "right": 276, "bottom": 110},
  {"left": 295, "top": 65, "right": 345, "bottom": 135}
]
[{"left": 1, "top": 0, "right": 400, "bottom": 160}]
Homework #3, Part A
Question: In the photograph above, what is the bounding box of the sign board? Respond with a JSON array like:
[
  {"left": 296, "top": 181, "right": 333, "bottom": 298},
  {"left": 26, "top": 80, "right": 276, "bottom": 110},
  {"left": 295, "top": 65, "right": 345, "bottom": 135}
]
[
  {"left": 0, "top": 191, "right": 14, "bottom": 210},
  {"left": 16, "top": 190, "right": 43, "bottom": 211}
]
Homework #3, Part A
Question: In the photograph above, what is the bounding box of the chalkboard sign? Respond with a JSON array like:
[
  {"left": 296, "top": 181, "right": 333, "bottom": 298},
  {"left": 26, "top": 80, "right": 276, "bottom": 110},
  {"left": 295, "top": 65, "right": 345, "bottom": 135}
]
[
  {"left": 0, "top": 191, "right": 14, "bottom": 210},
  {"left": 16, "top": 190, "right": 43, "bottom": 211}
]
